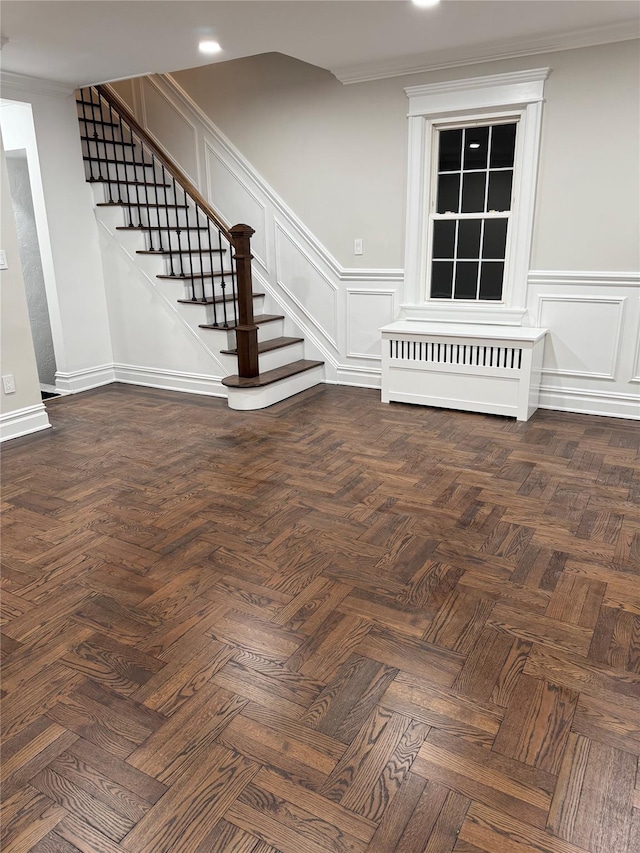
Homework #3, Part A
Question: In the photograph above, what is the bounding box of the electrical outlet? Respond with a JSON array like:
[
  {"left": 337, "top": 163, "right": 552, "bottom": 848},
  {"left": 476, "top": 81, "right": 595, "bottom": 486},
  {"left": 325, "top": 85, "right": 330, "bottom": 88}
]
[
  {"left": 0, "top": 250, "right": 7, "bottom": 270},
  {"left": 2, "top": 374, "right": 16, "bottom": 394},
  {"left": 354, "top": 239, "right": 363, "bottom": 256}
]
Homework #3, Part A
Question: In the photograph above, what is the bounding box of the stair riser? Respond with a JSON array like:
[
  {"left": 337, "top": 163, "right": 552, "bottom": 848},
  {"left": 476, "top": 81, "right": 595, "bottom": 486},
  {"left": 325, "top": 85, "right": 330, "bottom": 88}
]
[
  {"left": 116, "top": 209, "right": 212, "bottom": 230},
  {"left": 201, "top": 294, "right": 264, "bottom": 326},
  {"left": 92, "top": 181, "right": 189, "bottom": 209},
  {"left": 78, "top": 124, "right": 134, "bottom": 146},
  {"left": 256, "top": 343, "right": 306, "bottom": 373},
  {"left": 82, "top": 139, "right": 149, "bottom": 164},
  {"left": 84, "top": 159, "right": 165, "bottom": 183},
  {"left": 157, "top": 256, "right": 228, "bottom": 276}
]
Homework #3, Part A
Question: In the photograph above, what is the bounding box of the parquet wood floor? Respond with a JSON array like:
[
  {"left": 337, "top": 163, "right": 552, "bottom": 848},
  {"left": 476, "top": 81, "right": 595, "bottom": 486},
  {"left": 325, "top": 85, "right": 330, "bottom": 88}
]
[{"left": 2, "top": 384, "right": 639, "bottom": 853}]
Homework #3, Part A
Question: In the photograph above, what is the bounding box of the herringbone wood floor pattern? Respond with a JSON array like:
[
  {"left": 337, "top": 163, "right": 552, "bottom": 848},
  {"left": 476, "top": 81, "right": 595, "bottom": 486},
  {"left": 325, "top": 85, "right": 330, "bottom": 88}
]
[{"left": 2, "top": 384, "right": 639, "bottom": 853}]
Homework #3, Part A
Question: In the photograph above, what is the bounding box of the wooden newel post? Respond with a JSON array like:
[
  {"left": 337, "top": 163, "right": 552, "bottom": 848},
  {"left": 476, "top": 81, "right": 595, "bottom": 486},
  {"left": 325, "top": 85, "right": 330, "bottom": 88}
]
[{"left": 229, "top": 224, "right": 259, "bottom": 379}]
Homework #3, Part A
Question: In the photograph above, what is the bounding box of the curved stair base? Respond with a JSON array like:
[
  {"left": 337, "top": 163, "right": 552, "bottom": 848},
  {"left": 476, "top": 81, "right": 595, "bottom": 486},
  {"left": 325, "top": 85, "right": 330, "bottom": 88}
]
[{"left": 223, "top": 361, "right": 324, "bottom": 410}]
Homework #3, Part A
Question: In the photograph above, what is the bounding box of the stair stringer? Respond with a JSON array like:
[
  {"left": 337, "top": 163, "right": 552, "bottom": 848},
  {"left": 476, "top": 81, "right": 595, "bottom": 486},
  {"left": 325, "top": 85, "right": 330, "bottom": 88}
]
[{"left": 94, "top": 204, "right": 229, "bottom": 397}]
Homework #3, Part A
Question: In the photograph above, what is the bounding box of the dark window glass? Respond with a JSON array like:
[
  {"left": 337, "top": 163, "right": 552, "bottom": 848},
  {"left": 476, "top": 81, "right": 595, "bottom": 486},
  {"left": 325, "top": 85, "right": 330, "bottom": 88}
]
[
  {"left": 454, "top": 262, "right": 478, "bottom": 299},
  {"left": 482, "top": 218, "right": 508, "bottom": 259},
  {"left": 433, "top": 220, "right": 456, "bottom": 258},
  {"left": 479, "top": 262, "right": 504, "bottom": 300},
  {"left": 431, "top": 261, "right": 454, "bottom": 298},
  {"left": 490, "top": 123, "right": 517, "bottom": 168},
  {"left": 439, "top": 129, "right": 462, "bottom": 172},
  {"left": 487, "top": 170, "right": 513, "bottom": 211},
  {"left": 463, "top": 126, "right": 489, "bottom": 170},
  {"left": 457, "top": 219, "right": 482, "bottom": 259},
  {"left": 437, "top": 173, "right": 460, "bottom": 213},
  {"left": 461, "top": 172, "right": 486, "bottom": 213}
]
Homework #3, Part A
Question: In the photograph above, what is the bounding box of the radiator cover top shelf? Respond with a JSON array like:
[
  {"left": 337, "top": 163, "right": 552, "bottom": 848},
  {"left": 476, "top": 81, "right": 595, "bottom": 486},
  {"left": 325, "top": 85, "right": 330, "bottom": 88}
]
[{"left": 381, "top": 321, "right": 547, "bottom": 422}]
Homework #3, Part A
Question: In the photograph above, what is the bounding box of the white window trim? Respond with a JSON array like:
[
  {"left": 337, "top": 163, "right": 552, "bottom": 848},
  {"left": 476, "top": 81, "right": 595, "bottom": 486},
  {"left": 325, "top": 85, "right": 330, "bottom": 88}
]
[{"left": 402, "top": 67, "right": 549, "bottom": 325}]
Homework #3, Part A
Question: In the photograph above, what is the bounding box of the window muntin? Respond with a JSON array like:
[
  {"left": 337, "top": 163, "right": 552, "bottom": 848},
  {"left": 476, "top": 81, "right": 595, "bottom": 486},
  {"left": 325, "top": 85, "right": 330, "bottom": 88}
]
[{"left": 429, "top": 121, "right": 517, "bottom": 302}]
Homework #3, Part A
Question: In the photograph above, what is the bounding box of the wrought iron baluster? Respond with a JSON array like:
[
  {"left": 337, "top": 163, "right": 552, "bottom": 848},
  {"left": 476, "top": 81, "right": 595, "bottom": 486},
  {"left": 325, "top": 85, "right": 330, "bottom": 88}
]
[
  {"left": 88, "top": 88, "right": 104, "bottom": 181},
  {"left": 218, "top": 230, "right": 229, "bottom": 328},
  {"left": 80, "top": 89, "right": 96, "bottom": 182},
  {"left": 106, "top": 101, "right": 122, "bottom": 204},
  {"left": 194, "top": 205, "right": 206, "bottom": 302},
  {"left": 151, "top": 153, "right": 162, "bottom": 250},
  {"left": 207, "top": 226, "right": 219, "bottom": 325}
]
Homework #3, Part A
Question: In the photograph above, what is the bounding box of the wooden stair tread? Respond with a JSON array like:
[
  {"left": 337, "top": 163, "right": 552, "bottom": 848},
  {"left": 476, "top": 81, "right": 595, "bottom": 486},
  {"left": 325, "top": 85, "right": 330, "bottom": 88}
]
[
  {"left": 157, "top": 272, "right": 232, "bottom": 281},
  {"left": 222, "top": 359, "right": 323, "bottom": 388},
  {"left": 88, "top": 178, "right": 170, "bottom": 188},
  {"left": 78, "top": 117, "right": 120, "bottom": 128},
  {"left": 116, "top": 225, "right": 209, "bottom": 232},
  {"left": 98, "top": 202, "right": 191, "bottom": 209},
  {"left": 199, "top": 314, "right": 283, "bottom": 331},
  {"left": 178, "top": 292, "right": 264, "bottom": 306},
  {"left": 81, "top": 135, "right": 135, "bottom": 146},
  {"left": 220, "top": 336, "right": 303, "bottom": 356},
  {"left": 137, "top": 247, "right": 225, "bottom": 256},
  {"left": 83, "top": 156, "right": 154, "bottom": 167}
]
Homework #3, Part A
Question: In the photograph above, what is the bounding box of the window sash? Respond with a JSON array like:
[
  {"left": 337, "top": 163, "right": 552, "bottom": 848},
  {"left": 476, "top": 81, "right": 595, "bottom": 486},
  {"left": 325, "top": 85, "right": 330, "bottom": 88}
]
[{"left": 426, "top": 119, "right": 518, "bottom": 303}]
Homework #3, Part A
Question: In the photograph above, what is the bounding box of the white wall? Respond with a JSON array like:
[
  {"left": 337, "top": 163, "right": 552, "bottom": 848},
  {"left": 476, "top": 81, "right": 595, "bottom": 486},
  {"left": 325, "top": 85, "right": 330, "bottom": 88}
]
[
  {"left": 110, "top": 42, "right": 639, "bottom": 417},
  {"left": 5, "top": 149, "right": 57, "bottom": 386},
  {"left": 0, "top": 77, "right": 115, "bottom": 393},
  {"left": 0, "top": 140, "right": 51, "bottom": 440},
  {"left": 166, "top": 41, "right": 640, "bottom": 273}
]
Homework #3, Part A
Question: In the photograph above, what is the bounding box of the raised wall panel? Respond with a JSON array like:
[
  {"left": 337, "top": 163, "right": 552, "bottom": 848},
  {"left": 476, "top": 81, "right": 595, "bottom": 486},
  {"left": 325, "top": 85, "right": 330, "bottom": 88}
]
[
  {"left": 204, "top": 143, "right": 267, "bottom": 269},
  {"left": 275, "top": 223, "right": 338, "bottom": 348},
  {"left": 347, "top": 290, "right": 395, "bottom": 359},
  {"left": 141, "top": 78, "right": 198, "bottom": 183},
  {"left": 537, "top": 296, "right": 625, "bottom": 380}
]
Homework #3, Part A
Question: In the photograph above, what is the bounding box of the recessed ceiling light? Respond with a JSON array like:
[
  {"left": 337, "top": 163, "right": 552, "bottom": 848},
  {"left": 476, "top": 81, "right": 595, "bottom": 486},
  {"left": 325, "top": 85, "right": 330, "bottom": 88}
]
[
  {"left": 199, "top": 40, "right": 222, "bottom": 55},
  {"left": 412, "top": 0, "right": 441, "bottom": 8},
  {"left": 469, "top": 143, "right": 481, "bottom": 149}
]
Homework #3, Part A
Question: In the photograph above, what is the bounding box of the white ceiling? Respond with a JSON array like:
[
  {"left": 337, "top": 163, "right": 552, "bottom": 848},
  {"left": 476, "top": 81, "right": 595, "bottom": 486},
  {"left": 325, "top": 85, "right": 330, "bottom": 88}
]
[{"left": 1, "top": 1, "right": 638, "bottom": 88}]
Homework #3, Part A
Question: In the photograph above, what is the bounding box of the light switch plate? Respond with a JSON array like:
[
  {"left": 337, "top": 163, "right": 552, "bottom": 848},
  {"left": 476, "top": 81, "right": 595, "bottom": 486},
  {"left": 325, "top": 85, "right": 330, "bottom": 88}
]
[{"left": 0, "top": 250, "right": 7, "bottom": 270}]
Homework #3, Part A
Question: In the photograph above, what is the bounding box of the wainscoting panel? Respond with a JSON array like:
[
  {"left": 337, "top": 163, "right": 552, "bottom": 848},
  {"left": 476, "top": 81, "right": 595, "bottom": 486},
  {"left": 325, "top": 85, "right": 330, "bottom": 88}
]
[
  {"left": 347, "top": 290, "right": 395, "bottom": 359},
  {"left": 537, "top": 295, "right": 624, "bottom": 380},
  {"left": 528, "top": 273, "right": 640, "bottom": 419},
  {"left": 204, "top": 143, "right": 268, "bottom": 271},
  {"left": 275, "top": 223, "right": 338, "bottom": 350},
  {"left": 140, "top": 78, "right": 199, "bottom": 185}
]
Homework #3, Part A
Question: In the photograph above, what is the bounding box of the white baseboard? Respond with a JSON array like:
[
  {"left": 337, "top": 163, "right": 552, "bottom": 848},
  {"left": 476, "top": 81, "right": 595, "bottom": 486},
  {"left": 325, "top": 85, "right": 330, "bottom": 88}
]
[
  {"left": 539, "top": 385, "right": 640, "bottom": 420},
  {"left": 113, "top": 363, "right": 226, "bottom": 398},
  {"left": 334, "top": 364, "right": 382, "bottom": 389},
  {"left": 0, "top": 403, "right": 51, "bottom": 442},
  {"left": 55, "top": 364, "right": 116, "bottom": 393}
]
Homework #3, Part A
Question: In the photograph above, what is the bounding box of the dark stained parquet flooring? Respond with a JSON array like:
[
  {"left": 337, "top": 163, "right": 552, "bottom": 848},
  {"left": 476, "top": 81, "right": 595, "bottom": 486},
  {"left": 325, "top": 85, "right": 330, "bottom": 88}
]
[{"left": 2, "top": 383, "right": 640, "bottom": 853}]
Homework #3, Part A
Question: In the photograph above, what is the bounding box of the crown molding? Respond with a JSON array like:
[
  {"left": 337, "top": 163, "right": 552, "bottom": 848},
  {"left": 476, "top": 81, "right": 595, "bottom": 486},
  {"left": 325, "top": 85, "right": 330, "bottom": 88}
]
[
  {"left": 0, "top": 71, "right": 74, "bottom": 100},
  {"left": 332, "top": 21, "right": 639, "bottom": 85}
]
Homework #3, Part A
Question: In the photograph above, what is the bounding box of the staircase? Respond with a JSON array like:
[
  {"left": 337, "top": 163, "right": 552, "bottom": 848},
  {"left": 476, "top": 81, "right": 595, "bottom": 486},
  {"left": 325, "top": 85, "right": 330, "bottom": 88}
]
[{"left": 76, "top": 85, "right": 324, "bottom": 409}]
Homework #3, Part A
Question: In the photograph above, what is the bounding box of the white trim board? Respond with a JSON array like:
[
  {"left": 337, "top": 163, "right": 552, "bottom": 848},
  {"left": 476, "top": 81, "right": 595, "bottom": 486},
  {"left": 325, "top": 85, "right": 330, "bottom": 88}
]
[
  {"left": 332, "top": 22, "right": 639, "bottom": 84},
  {"left": 403, "top": 68, "right": 548, "bottom": 324},
  {"left": 0, "top": 403, "right": 51, "bottom": 442},
  {"left": 55, "top": 364, "right": 116, "bottom": 394},
  {"left": 539, "top": 385, "right": 640, "bottom": 421},
  {"left": 113, "top": 364, "right": 226, "bottom": 397}
]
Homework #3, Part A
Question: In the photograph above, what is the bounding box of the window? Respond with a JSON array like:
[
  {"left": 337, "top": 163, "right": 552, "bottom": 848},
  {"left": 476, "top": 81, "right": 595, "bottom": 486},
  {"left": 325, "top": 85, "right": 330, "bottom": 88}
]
[
  {"left": 430, "top": 120, "right": 517, "bottom": 302},
  {"left": 403, "top": 69, "right": 549, "bottom": 324}
]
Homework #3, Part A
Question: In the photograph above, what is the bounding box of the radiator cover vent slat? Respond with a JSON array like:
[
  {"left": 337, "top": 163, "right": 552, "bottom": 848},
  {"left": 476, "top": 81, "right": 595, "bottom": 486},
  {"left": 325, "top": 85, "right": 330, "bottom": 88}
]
[{"left": 390, "top": 339, "right": 523, "bottom": 370}]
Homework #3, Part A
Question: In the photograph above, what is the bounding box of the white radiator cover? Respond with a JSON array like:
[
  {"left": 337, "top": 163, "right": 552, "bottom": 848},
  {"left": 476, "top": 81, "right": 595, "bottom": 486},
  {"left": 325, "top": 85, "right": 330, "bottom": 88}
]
[{"left": 381, "top": 321, "right": 547, "bottom": 421}]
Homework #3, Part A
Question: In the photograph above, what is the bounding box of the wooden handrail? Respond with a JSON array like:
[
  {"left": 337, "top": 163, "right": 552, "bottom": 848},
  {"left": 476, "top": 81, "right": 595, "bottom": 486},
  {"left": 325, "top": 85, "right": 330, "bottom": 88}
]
[{"left": 97, "top": 84, "right": 231, "bottom": 240}]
